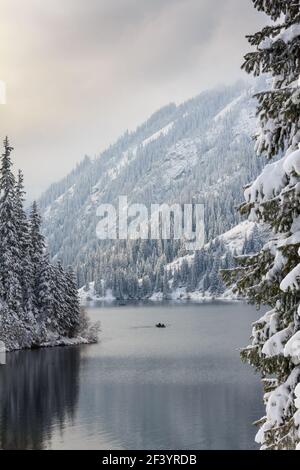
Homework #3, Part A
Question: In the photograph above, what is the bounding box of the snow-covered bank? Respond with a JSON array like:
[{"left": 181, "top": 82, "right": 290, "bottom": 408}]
[
  {"left": 78, "top": 283, "right": 115, "bottom": 303},
  {"left": 79, "top": 280, "right": 242, "bottom": 304},
  {"left": 149, "top": 287, "right": 241, "bottom": 303},
  {"left": 40, "top": 336, "right": 94, "bottom": 349},
  {"left": 4, "top": 319, "right": 100, "bottom": 353},
  {"left": 5, "top": 336, "right": 94, "bottom": 353}
]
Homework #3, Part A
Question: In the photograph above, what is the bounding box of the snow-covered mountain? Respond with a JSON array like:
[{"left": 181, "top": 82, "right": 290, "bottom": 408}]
[
  {"left": 78, "top": 219, "right": 267, "bottom": 303},
  {"left": 39, "top": 80, "right": 264, "bottom": 298}
]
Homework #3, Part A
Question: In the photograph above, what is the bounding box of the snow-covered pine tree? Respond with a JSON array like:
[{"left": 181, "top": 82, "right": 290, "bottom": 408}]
[
  {"left": 222, "top": 0, "right": 300, "bottom": 450},
  {"left": 50, "top": 261, "right": 69, "bottom": 336},
  {"left": 187, "top": 263, "right": 196, "bottom": 293},
  {"left": 0, "top": 303, "right": 29, "bottom": 351},
  {"left": 251, "top": 224, "right": 263, "bottom": 253},
  {"left": 37, "top": 252, "right": 53, "bottom": 325},
  {"left": 29, "top": 201, "right": 46, "bottom": 311},
  {"left": 15, "top": 170, "right": 34, "bottom": 314},
  {"left": 64, "top": 266, "right": 81, "bottom": 337},
  {"left": 0, "top": 137, "right": 22, "bottom": 313},
  {"left": 210, "top": 259, "right": 223, "bottom": 295},
  {"left": 0, "top": 138, "right": 95, "bottom": 350},
  {"left": 142, "top": 275, "right": 152, "bottom": 298},
  {"left": 162, "top": 270, "right": 171, "bottom": 298}
]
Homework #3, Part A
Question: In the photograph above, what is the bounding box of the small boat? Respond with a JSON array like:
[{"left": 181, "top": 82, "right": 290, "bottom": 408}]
[{"left": 156, "top": 323, "right": 166, "bottom": 328}]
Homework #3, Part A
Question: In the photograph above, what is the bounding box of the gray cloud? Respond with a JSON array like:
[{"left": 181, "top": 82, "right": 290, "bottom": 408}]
[{"left": 0, "top": 0, "right": 265, "bottom": 199}]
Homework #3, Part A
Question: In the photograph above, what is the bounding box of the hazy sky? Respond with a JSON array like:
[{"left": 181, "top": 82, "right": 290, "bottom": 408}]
[{"left": 0, "top": 0, "right": 265, "bottom": 199}]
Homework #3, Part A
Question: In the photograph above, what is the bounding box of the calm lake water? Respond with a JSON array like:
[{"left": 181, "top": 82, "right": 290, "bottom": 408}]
[{"left": 0, "top": 302, "right": 264, "bottom": 450}]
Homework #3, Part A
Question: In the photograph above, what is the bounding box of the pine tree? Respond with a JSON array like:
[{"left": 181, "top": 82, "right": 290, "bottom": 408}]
[
  {"left": 142, "top": 275, "right": 152, "bottom": 298},
  {"left": 29, "top": 201, "right": 45, "bottom": 311},
  {"left": 0, "top": 139, "right": 95, "bottom": 350},
  {"left": 222, "top": 0, "right": 300, "bottom": 450},
  {"left": 15, "top": 170, "right": 34, "bottom": 313},
  {"left": 210, "top": 260, "right": 223, "bottom": 295},
  {"left": 251, "top": 224, "right": 262, "bottom": 253},
  {"left": 37, "top": 252, "right": 53, "bottom": 324},
  {"left": 94, "top": 277, "right": 102, "bottom": 297},
  {"left": 51, "top": 261, "right": 69, "bottom": 336},
  {"left": 65, "top": 266, "right": 81, "bottom": 337},
  {"left": 163, "top": 270, "right": 171, "bottom": 298},
  {"left": 172, "top": 268, "right": 180, "bottom": 289},
  {"left": 0, "top": 137, "right": 22, "bottom": 313},
  {"left": 154, "top": 259, "right": 164, "bottom": 292}
]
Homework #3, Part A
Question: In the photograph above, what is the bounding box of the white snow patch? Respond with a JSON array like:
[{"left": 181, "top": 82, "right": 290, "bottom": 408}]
[
  {"left": 142, "top": 122, "right": 174, "bottom": 147},
  {"left": 284, "top": 331, "right": 300, "bottom": 365},
  {"left": 213, "top": 94, "right": 246, "bottom": 122},
  {"left": 219, "top": 220, "right": 256, "bottom": 254},
  {"left": 262, "top": 325, "right": 293, "bottom": 357},
  {"left": 78, "top": 281, "right": 115, "bottom": 303},
  {"left": 280, "top": 264, "right": 300, "bottom": 292},
  {"left": 283, "top": 148, "right": 300, "bottom": 175},
  {"left": 107, "top": 147, "right": 138, "bottom": 181},
  {"left": 264, "top": 369, "right": 300, "bottom": 427},
  {"left": 159, "top": 138, "right": 198, "bottom": 185}
]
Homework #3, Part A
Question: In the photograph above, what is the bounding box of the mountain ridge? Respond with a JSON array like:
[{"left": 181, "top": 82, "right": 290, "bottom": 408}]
[{"left": 39, "top": 79, "right": 264, "bottom": 298}]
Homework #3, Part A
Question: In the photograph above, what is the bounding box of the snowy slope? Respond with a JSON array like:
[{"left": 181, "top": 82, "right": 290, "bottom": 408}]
[
  {"left": 160, "top": 220, "right": 267, "bottom": 302},
  {"left": 164, "top": 220, "right": 258, "bottom": 278},
  {"left": 218, "top": 220, "right": 257, "bottom": 253},
  {"left": 78, "top": 220, "right": 263, "bottom": 303}
]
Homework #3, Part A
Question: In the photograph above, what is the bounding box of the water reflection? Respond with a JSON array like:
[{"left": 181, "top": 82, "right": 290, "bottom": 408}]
[
  {"left": 0, "top": 303, "right": 264, "bottom": 450},
  {"left": 0, "top": 347, "right": 80, "bottom": 449},
  {"left": 72, "top": 354, "right": 262, "bottom": 450}
]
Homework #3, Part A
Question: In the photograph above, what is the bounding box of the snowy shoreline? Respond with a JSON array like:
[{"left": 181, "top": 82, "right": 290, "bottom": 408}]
[
  {"left": 149, "top": 287, "right": 241, "bottom": 303},
  {"left": 79, "top": 278, "right": 244, "bottom": 304},
  {"left": 4, "top": 335, "right": 98, "bottom": 353},
  {"left": 81, "top": 297, "right": 243, "bottom": 305},
  {"left": 79, "top": 284, "right": 243, "bottom": 305}
]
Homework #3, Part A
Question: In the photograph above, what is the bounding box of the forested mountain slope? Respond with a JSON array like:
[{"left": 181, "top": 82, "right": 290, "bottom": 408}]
[{"left": 39, "top": 80, "right": 264, "bottom": 298}]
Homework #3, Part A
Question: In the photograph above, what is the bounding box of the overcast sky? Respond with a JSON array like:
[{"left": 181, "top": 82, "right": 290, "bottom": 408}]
[{"left": 0, "top": 0, "right": 265, "bottom": 199}]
